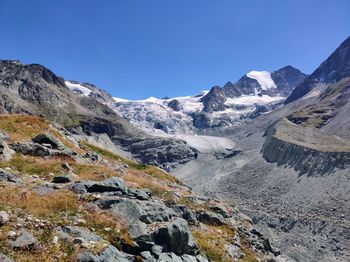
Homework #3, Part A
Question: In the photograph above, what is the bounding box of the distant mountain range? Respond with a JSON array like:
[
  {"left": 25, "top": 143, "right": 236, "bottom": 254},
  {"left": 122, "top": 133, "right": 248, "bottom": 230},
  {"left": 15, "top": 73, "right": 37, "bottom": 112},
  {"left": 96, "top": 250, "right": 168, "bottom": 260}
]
[{"left": 107, "top": 66, "right": 306, "bottom": 136}]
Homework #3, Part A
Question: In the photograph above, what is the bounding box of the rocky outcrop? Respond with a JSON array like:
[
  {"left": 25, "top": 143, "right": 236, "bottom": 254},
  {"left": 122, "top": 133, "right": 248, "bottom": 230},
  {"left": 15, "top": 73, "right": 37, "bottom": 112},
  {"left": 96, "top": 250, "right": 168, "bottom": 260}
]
[
  {"left": 116, "top": 137, "right": 198, "bottom": 171},
  {"left": 262, "top": 118, "right": 350, "bottom": 175}
]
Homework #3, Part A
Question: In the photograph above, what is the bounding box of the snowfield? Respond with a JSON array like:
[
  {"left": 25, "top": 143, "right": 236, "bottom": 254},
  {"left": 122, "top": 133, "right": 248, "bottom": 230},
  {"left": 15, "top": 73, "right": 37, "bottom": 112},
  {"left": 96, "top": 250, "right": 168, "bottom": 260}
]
[{"left": 246, "top": 70, "right": 277, "bottom": 90}]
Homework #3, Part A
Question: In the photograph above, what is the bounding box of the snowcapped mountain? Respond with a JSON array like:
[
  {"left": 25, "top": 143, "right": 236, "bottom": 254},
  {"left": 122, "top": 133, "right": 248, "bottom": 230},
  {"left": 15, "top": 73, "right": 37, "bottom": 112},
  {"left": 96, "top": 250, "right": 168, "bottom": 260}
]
[{"left": 110, "top": 66, "right": 307, "bottom": 135}]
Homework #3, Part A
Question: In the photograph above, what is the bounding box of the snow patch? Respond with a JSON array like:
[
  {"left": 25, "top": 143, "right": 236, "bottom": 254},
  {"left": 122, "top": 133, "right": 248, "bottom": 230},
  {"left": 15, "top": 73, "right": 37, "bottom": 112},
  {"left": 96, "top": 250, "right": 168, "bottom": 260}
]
[
  {"left": 246, "top": 71, "right": 276, "bottom": 90},
  {"left": 65, "top": 81, "right": 92, "bottom": 96},
  {"left": 176, "top": 134, "right": 235, "bottom": 153},
  {"left": 226, "top": 94, "right": 284, "bottom": 105}
]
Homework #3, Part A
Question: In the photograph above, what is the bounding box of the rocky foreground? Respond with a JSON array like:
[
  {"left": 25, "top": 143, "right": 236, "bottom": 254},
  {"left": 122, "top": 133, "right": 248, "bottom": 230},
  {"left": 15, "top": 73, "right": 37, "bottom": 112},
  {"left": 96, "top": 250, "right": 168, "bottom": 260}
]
[{"left": 0, "top": 114, "right": 282, "bottom": 262}]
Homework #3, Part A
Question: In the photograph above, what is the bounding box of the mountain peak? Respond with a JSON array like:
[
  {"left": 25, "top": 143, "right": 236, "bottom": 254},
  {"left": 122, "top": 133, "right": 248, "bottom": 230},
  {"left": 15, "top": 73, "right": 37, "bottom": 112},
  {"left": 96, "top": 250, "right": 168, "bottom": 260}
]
[{"left": 285, "top": 36, "right": 350, "bottom": 104}]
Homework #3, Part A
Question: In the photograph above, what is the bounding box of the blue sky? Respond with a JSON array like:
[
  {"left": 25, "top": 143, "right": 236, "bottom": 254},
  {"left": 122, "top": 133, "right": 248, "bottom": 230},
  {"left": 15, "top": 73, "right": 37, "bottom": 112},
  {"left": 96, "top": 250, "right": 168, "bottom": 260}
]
[{"left": 0, "top": 1, "right": 349, "bottom": 99}]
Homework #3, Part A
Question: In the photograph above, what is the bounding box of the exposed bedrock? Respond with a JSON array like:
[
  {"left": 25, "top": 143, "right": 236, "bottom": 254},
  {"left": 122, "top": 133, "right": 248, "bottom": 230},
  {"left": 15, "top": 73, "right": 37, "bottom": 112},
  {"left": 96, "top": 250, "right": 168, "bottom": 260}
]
[{"left": 262, "top": 119, "right": 350, "bottom": 176}]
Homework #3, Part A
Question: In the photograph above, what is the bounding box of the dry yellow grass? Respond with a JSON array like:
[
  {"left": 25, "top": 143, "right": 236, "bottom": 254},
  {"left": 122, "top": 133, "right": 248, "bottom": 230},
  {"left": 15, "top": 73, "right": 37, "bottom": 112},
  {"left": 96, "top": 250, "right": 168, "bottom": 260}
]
[
  {"left": 124, "top": 169, "right": 173, "bottom": 199},
  {"left": 0, "top": 114, "right": 49, "bottom": 142},
  {"left": 0, "top": 154, "right": 66, "bottom": 179},
  {"left": 192, "top": 224, "right": 236, "bottom": 262},
  {"left": 0, "top": 114, "right": 83, "bottom": 153},
  {"left": 0, "top": 186, "right": 78, "bottom": 220},
  {"left": 83, "top": 210, "right": 133, "bottom": 249}
]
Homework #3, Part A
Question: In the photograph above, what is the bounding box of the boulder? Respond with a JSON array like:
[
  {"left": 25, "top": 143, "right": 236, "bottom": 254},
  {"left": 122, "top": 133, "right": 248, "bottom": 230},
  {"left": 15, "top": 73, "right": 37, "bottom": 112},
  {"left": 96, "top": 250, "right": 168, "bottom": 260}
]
[
  {"left": 69, "top": 177, "right": 128, "bottom": 194},
  {"left": 7, "top": 230, "right": 38, "bottom": 250},
  {"left": 10, "top": 142, "right": 71, "bottom": 158},
  {"left": 32, "top": 133, "right": 64, "bottom": 150},
  {"left": 52, "top": 173, "right": 77, "bottom": 183},
  {"left": 197, "top": 211, "right": 225, "bottom": 226},
  {"left": 152, "top": 219, "right": 198, "bottom": 256}
]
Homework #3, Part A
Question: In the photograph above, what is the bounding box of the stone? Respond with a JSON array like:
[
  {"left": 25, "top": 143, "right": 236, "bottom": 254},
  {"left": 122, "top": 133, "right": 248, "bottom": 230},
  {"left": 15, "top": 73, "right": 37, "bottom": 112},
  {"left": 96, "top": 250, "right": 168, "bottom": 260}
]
[
  {"left": 0, "top": 211, "right": 9, "bottom": 225},
  {"left": 0, "top": 139, "right": 14, "bottom": 161},
  {"left": 152, "top": 218, "right": 198, "bottom": 256},
  {"left": 98, "top": 245, "right": 135, "bottom": 262},
  {"left": 7, "top": 230, "right": 38, "bottom": 250},
  {"left": 148, "top": 245, "right": 162, "bottom": 259},
  {"left": 32, "top": 133, "right": 64, "bottom": 150},
  {"left": 0, "top": 168, "right": 21, "bottom": 183},
  {"left": 82, "top": 151, "right": 101, "bottom": 162},
  {"left": 157, "top": 253, "right": 183, "bottom": 262},
  {"left": 141, "top": 251, "right": 156, "bottom": 262},
  {"left": 10, "top": 142, "right": 70, "bottom": 158},
  {"left": 0, "top": 253, "right": 14, "bottom": 262},
  {"left": 7, "top": 231, "right": 17, "bottom": 239},
  {"left": 127, "top": 188, "right": 150, "bottom": 200},
  {"left": 69, "top": 177, "right": 128, "bottom": 194},
  {"left": 52, "top": 173, "right": 77, "bottom": 183},
  {"left": 76, "top": 251, "right": 99, "bottom": 262},
  {"left": 57, "top": 226, "right": 102, "bottom": 242},
  {"left": 197, "top": 211, "right": 225, "bottom": 226}
]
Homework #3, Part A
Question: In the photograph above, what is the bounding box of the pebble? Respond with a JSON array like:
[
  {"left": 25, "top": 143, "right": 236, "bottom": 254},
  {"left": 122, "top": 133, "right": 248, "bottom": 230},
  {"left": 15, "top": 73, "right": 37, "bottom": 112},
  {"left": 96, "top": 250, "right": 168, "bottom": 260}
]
[{"left": 7, "top": 231, "right": 17, "bottom": 239}]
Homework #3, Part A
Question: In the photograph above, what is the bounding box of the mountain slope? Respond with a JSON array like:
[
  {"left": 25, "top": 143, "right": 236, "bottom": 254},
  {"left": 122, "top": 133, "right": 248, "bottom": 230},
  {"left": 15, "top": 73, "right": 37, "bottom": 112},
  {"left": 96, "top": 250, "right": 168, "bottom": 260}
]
[
  {"left": 0, "top": 114, "right": 282, "bottom": 261},
  {"left": 0, "top": 60, "right": 198, "bottom": 170},
  {"left": 172, "top": 36, "right": 350, "bottom": 262},
  {"left": 285, "top": 36, "right": 350, "bottom": 104}
]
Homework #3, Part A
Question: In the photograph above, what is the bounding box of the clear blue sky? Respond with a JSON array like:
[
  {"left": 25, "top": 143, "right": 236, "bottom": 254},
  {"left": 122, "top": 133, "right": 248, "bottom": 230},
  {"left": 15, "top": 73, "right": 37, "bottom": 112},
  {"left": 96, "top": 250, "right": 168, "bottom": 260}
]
[{"left": 0, "top": 0, "right": 349, "bottom": 99}]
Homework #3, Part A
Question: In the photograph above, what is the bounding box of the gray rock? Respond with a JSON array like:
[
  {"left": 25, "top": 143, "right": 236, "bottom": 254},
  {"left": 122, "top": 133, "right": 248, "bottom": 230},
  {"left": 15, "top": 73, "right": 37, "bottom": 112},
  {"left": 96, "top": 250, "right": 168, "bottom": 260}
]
[
  {"left": 0, "top": 211, "right": 9, "bottom": 225},
  {"left": 96, "top": 197, "right": 175, "bottom": 225},
  {"left": 57, "top": 226, "right": 102, "bottom": 242},
  {"left": 32, "top": 133, "right": 65, "bottom": 150},
  {"left": 52, "top": 173, "right": 76, "bottom": 183},
  {"left": 197, "top": 211, "right": 225, "bottom": 226},
  {"left": 10, "top": 142, "right": 71, "bottom": 158},
  {"left": 141, "top": 251, "right": 156, "bottom": 262},
  {"left": 0, "top": 131, "right": 9, "bottom": 141},
  {"left": 7, "top": 230, "right": 38, "bottom": 250},
  {"left": 82, "top": 151, "right": 101, "bottom": 162},
  {"left": 157, "top": 253, "right": 183, "bottom": 262},
  {"left": 150, "top": 245, "right": 163, "bottom": 258},
  {"left": 0, "top": 139, "right": 14, "bottom": 161},
  {"left": 152, "top": 218, "right": 198, "bottom": 256},
  {"left": 181, "top": 254, "right": 198, "bottom": 262},
  {"left": 76, "top": 251, "right": 99, "bottom": 262},
  {"left": 127, "top": 188, "right": 150, "bottom": 200},
  {"left": 0, "top": 168, "right": 21, "bottom": 183},
  {"left": 0, "top": 253, "right": 14, "bottom": 262},
  {"left": 69, "top": 177, "right": 128, "bottom": 194},
  {"left": 99, "top": 245, "right": 134, "bottom": 262}
]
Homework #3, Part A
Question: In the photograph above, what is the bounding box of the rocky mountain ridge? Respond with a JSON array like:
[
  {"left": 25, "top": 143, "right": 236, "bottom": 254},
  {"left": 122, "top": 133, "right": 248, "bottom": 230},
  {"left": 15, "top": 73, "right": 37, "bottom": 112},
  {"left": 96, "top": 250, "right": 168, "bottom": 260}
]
[
  {"left": 110, "top": 66, "right": 306, "bottom": 135},
  {"left": 0, "top": 60, "right": 198, "bottom": 170}
]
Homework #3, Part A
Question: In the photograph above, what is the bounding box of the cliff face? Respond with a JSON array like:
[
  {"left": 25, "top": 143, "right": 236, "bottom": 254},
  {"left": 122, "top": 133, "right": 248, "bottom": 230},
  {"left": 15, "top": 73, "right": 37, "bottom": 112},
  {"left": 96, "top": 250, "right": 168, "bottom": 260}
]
[{"left": 262, "top": 118, "right": 350, "bottom": 176}]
